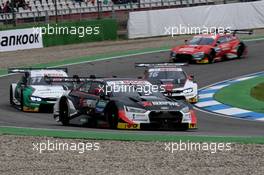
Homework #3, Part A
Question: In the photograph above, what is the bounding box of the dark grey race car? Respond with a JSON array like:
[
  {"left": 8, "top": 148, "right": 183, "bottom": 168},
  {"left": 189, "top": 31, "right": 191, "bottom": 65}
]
[{"left": 49, "top": 77, "right": 197, "bottom": 130}]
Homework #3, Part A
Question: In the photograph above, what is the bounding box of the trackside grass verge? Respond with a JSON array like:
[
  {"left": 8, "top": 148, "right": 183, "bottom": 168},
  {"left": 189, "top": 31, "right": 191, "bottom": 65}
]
[
  {"left": 215, "top": 76, "right": 264, "bottom": 113},
  {"left": 0, "top": 126, "right": 264, "bottom": 144}
]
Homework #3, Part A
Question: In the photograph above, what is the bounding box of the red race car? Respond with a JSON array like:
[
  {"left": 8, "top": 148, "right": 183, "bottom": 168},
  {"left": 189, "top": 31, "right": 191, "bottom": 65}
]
[{"left": 170, "top": 30, "right": 252, "bottom": 64}]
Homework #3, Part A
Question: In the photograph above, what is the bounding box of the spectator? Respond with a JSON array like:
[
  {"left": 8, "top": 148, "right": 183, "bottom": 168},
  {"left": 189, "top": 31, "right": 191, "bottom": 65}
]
[
  {"left": 87, "top": 0, "right": 96, "bottom": 6},
  {"left": 1, "top": 3, "right": 5, "bottom": 13},
  {"left": 12, "top": 0, "right": 31, "bottom": 11},
  {"left": 25, "top": 1, "right": 31, "bottom": 10},
  {"left": 103, "top": 0, "right": 108, "bottom": 5},
  {"left": 3, "top": 1, "right": 12, "bottom": 13}
]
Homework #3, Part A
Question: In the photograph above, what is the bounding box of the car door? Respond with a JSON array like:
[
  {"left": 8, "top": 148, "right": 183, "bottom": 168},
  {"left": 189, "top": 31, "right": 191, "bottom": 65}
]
[
  {"left": 73, "top": 81, "right": 100, "bottom": 110},
  {"left": 217, "top": 36, "right": 232, "bottom": 57},
  {"left": 88, "top": 81, "right": 109, "bottom": 116},
  {"left": 226, "top": 35, "right": 240, "bottom": 56}
]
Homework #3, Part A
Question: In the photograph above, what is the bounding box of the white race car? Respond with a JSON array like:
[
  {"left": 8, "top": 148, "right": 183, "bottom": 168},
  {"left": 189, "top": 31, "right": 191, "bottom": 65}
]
[
  {"left": 9, "top": 68, "right": 69, "bottom": 112},
  {"left": 136, "top": 63, "right": 198, "bottom": 103}
]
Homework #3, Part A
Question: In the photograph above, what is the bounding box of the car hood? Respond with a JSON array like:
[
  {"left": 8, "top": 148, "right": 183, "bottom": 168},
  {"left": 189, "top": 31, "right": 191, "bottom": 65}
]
[
  {"left": 172, "top": 45, "right": 212, "bottom": 54},
  {"left": 119, "top": 95, "right": 187, "bottom": 111},
  {"left": 31, "top": 85, "right": 65, "bottom": 98}
]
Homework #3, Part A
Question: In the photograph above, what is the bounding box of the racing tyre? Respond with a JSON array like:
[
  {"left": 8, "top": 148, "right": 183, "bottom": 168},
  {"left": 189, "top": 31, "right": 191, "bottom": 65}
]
[
  {"left": 237, "top": 44, "right": 245, "bottom": 59},
  {"left": 9, "top": 85, "right": 14, "bottom": 105},
  {"left": 107, "top": 107, "right": 118, "bottom": 129},
  {"left": 59, "top": 99, "right": 70, "bottom": 126},
  {"left": 20, "top": 90, "right": 25, "bottom": 112},
  {"left": 208, "top": 51, "right": 215, "bottom": 64},
  {"left": 179, "top": 123, "right": 189, "bottom": 131}
]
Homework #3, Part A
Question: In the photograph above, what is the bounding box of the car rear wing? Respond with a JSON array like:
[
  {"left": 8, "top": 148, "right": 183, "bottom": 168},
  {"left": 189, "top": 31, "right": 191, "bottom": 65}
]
[
  {"left": 8, "top": 68, "right": 68, "bottom": 74},
  {"left": 135, "top": 62, "right": 188, "bottom": 68},
  {"left": 231, "top": 29, "right": 253, "bottom": 35},
  {"left": 44, "top": 76, "right": 91, "bottom": 83}
]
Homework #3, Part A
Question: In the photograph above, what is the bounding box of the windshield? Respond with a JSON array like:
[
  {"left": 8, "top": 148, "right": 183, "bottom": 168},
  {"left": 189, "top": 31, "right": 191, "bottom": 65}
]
[
  {"left": 106, "top": 81, "right": 164, "bottom": 97},
  {"left": 148, "top": 70, "right": 186, "bottom": 83},
  {"left": 188, "top": 36, "right": 214, "bottom": 45}
]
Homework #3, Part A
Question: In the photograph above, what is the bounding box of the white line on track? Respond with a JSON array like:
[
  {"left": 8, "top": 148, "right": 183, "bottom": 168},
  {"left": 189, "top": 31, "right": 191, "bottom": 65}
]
[{"left": 194, "top": 71, "right": 264, "bottom": 123}]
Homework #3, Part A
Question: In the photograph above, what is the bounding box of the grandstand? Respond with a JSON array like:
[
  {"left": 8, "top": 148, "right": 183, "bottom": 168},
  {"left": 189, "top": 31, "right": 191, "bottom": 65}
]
[{"left": 0, "top": 0, "right": 215, "bottom": 22}]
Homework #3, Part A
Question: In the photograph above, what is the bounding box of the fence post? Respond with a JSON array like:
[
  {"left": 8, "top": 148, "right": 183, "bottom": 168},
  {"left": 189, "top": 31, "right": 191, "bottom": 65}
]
[
  {"left": 45, "top": 10, "right": 49, "bottom": 23},
  {"left": 11, "top": 0, "right": 16, "bottom": 26}
]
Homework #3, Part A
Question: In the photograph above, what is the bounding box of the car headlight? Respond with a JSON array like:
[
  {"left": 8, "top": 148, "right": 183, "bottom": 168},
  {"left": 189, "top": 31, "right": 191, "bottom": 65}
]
[
  {"left": 181, "top": 106, "right": 190, "bottom": 113},
  {"left": 183, "top": 88, "right": 193, "bottom": 94},
  {"left": 170, "top": 51, "right": 177, "bottom": 57},
  {"left": 192, "top": 52, "right": 204, "bottom": 59},
  {"left": 125, "top": 106, "right": 146, "bottom": 113},
  {"left": 30, "top": 96, "right": 42, "bottom": 102}
]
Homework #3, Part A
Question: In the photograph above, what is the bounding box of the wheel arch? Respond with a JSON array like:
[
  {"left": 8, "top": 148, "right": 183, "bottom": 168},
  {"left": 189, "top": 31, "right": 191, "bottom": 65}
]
[{"left": 59, "top": 96, "right": 69, "bottom": 110}]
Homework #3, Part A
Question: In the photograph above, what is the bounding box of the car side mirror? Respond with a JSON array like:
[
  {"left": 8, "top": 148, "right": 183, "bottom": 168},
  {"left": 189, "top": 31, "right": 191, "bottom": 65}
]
[
  {"left": 188, "top": 75, "right": 194, "bottom": 80},
  {"left": 215, "top": 41, "right": 220, "bottom": 46},
  {"left": 20, "top": 83, "right": 26, "bottom": 89},
  {"left": 21, "top": 77, "right": 27, "bottom": 86}
]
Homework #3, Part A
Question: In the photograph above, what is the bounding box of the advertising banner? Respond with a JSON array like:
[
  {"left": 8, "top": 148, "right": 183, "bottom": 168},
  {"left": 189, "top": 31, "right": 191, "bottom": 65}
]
[{"left": 0, "top": 28, "right": 43, "bottom": 52}]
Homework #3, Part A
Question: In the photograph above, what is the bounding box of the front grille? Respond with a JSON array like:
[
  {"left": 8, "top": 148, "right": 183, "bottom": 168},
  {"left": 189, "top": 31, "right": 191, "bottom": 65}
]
[
  {"left": 149, "top": 111, "right": 182, "bottom": 123},
  {"left": 173, "top": 96, "right": 186, "bottom": 100},
  {"left": 175, "top": 54, "right": 193, "bottom": 62},
  {"left": 39, "top": 104, "right": 54, "bottom": 113},
  {"left": 42, "top": 97, "right": 57, "bottom": 101},
  {"left": 173, "top": 90, "right": 183, "bottom": 93}
]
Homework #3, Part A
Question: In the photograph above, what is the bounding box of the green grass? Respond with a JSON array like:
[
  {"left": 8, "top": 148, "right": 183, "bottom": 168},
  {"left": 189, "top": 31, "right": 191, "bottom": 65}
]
[
  {"left": 251, "top": 82, "right": 264, "bottom": 102},
  {"left": 215, "top": 76, "right": 264, "bottom": 113},
  {"left": 1, "top": 126, "right": 264, "bottom": 144}
]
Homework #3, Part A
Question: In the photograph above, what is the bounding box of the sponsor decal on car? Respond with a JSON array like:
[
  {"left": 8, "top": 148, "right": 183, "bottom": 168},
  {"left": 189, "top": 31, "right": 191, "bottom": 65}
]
[
  {"left": 152, "top": 101, "right": 179, "bottom": 106},
  {"left": 179, "top": 47, "right": 195, "bottom": 52},
  {"left": 117, "top": 123, "right": 140, "bottom": 129},
  {"left": 149, "top": 68, "right": 183, "bottom": 72}
]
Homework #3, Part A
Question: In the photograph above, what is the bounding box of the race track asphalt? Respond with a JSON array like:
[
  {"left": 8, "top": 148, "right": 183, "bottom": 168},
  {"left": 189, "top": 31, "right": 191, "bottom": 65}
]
[{"left": 0, "top": 40, "right": 264, "bottom": 136}]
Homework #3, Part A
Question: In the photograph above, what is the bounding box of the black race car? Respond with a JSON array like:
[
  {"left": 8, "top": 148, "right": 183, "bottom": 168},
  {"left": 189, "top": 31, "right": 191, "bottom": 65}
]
[{"left": 50, "top": 77, "right": 197, "bottom": 130}]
